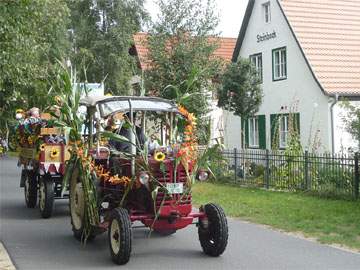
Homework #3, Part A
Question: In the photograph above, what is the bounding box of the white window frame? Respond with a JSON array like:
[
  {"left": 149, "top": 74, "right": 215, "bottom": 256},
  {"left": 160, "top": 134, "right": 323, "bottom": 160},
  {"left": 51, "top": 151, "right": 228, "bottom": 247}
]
[
  {"left": 263, "top": 2, "right": 271, "bottom": 23},
  {"left": 248, "top": 117, "right": 259, "bottom": 148},
  {"left": 279, "top": 115, "right": 289, "bottom": 148},
  {"left": 273, "top": 47, "right": 287, "bottom": 81},
  {"left": 250, "top": 53, "right": 263, "bottom": 83}
]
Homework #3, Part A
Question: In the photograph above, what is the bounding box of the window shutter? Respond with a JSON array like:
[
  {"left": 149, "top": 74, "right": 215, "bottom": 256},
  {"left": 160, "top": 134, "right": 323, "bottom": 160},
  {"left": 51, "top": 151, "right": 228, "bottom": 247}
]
[
  {"left": 270, "top": 114, "right": 279, "bottom": 149},
  {"left": 258, "top": 115, "right": 266, "bottom": 149},
  {"left": 242, "top": 119, "right": 249, "bottom": 148}
]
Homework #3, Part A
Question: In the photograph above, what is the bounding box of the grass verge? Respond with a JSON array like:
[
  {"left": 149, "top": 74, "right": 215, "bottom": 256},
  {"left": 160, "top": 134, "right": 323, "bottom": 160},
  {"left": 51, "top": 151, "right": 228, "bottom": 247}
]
[{"left": 192, "top": 182, "right": 360, "bottom": 251}]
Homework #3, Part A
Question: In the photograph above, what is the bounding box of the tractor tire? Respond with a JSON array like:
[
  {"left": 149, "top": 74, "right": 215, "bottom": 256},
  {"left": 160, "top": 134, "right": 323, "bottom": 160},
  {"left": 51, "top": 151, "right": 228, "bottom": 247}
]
[
  {"left": 69, "top": 168, "right": 96, "bottom": 241},
  {"left": 20, "top": 169, "right": 26, "bottom": 187},
  {"left": 24, "top": 170, "right": 37, "bottom": 208},
  {"left": 198, "top": 203, "right": 228, "bottom": 257},
  {"left": 108, "top": 208, "right": 132, "bottom": 265},
  {"left": 39, "top": 175, "right": 54, "bottom": 218}
]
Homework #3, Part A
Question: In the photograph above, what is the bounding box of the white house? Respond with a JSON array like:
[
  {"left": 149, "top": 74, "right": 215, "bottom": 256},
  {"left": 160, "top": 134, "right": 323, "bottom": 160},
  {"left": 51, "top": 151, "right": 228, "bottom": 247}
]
[{"left": 225, "top": 0, "right": 360, "bottom": 153}]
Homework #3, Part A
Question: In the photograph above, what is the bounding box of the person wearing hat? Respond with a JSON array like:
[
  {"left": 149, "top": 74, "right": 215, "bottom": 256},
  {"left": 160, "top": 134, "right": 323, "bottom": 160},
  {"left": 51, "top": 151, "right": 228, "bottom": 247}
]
[{"left": 15, "top": 109, "right": 25, "bottom": 122}]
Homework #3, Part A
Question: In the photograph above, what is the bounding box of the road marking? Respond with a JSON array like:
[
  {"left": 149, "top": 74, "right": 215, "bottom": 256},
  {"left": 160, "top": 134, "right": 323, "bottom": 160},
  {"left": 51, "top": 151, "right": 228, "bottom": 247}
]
[{"left": 0, "top": 242, "right": 16, "bottom": 270}]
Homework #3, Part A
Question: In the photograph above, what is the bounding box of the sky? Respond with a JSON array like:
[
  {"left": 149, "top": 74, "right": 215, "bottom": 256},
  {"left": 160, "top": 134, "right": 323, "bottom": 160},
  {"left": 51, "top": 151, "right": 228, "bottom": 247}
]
[{"left": 144, "top": 0, "right": 248, "bottom": 38}]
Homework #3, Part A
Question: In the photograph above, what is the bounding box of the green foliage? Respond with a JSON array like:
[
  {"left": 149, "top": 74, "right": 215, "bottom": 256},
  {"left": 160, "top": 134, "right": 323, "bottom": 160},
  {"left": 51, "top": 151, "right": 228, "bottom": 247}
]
[
  {"left": 145, "top": 0, "right": 221, "bottom": 119},
  {"left": 53, "top": 64, "right": 100, "bottom": 241},
  {"left": 67, "top": 0, "right": 147, "bottom": 95},
  {"left": 340, "top": 100, "right": 360, "bottom": 150},
  {"left": 217, "top": 58, "right": 263, "bottom": 119},
  {"left": 312, "top": 164, "right": 353, "bottom": 195},
  {"left": 195, "top": 144, "right": 226, "bottom": 180},
  {"left": 51, "top": 62, "right": 84, "bottom": 143},
  {"left": 0, "top": 0, "right": 70, "bottom": 139}
]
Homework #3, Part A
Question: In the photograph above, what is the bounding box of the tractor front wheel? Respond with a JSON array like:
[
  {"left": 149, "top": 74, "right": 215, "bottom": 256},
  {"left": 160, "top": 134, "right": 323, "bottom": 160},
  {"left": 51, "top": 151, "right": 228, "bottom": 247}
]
[
  {"left": 24, "top": 170, "right": 37, "bottom": 208},
  {"left": 198, "top": 203, "right": 228, "bottom": 257},
  {"left": 39, "top": 175, "right": 54, "bottom": 218},
  {"left": 108, "top": 208, "right": 132, "bottom": 265}
]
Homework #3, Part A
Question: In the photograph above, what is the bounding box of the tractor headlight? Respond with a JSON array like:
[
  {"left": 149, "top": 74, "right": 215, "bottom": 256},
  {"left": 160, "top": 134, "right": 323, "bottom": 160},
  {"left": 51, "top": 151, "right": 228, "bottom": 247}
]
[
  {"left": 198, "top": 171, "right": 209, "bottom": 181},
  {"left": 139, "top": 172, "right": 150, "bottom": 185}
]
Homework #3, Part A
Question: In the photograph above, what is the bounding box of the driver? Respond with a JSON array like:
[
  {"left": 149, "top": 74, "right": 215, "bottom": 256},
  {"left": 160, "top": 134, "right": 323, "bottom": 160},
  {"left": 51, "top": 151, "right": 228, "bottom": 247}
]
[{"left": 109, "top": 112, "right": 145, "bottom": 153}]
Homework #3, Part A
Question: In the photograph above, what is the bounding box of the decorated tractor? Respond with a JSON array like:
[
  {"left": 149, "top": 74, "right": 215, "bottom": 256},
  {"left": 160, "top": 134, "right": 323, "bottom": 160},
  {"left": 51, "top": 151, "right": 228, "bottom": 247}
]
[
  {"left": 65, "top": 96, "right": 228, "bottom": 265},
  {"left": 16, "top": 109, "right": 70, "bottom": 218}
]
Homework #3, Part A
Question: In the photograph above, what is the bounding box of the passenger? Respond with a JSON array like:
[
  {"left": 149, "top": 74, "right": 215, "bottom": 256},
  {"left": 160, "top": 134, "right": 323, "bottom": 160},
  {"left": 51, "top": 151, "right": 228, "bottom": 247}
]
[{"left": 147, "top": 134, "right": 160, "bottom": 154}]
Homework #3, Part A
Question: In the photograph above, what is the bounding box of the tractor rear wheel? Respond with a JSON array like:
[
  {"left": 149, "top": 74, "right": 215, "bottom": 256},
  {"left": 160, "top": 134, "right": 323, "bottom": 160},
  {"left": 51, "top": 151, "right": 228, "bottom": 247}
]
[
  {"left": 198, "top": 203, "right": 228, "bottom": 257},
  {"left": 108, "top": 208, "right": 132, "bottom": 265},
  {"left": 39, "top": 175, "right": 54, "bottom": 218},
  {"left": 69, "top": 168, "right": 96, "bottom": 241},
  {"left": 24, "top": 170, "right": 37, "bottom": 208}
]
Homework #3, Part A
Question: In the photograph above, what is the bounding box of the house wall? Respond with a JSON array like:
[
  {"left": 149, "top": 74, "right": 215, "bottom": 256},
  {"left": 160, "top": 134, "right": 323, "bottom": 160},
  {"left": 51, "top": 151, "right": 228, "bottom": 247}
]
[
  {"left": 333, "top": 101, "right": 360, "bottom": 153},
  {"left": 225, "top": 0, "right": 332, "bottom": 152}
]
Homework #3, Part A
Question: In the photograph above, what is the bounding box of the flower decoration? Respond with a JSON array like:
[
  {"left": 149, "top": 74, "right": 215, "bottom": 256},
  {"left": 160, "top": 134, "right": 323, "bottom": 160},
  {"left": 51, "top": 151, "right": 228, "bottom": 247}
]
[
  {"left": 39, "top": 144, "right": 46, "bottom": 151},
  {"left": 91, "top": 164, "right": 132, "bottom": 187},
  {"left": 27, "top": 137, "right": 33, "bottom": 145},
  {"left": 154, "top": 151, "right": 166, "bottom": 162},
  {"left": 50, "top": 148, "right": 60, "bottom": 159},
  {"left": 108, "top": 175, "right": 131, "bottom": 186},
  {"left": 177, "top": 105, "right": 198, "bottom": 162}
]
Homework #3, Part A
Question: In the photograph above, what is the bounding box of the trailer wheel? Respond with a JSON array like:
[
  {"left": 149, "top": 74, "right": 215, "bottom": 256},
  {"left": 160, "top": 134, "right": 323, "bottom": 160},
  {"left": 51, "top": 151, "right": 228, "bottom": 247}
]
[
  {"left": 39, "top": 175, "right": 54, "bottom": 218},
  {"left": 198, "top": 203, "right": 228, "bottom": 257},
  {"left": 24, "top": 170, "right": 37, "bottom": 208},
  {"left": 69, "top": 168, "right": 95, "bottom": 241},
  {"left": 108, "top": 208, "right": 132, "bottom": 265}
]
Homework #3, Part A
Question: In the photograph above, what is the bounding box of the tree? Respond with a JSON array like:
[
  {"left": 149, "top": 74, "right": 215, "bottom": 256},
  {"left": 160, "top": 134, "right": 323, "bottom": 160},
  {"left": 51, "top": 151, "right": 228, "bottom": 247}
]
[
  {"left": 67, "top": 0, "right": 147, "bottom": 95},
  {"left": 0, "top": 0, "right": 70, "bottom": 142},
  {"left": 340, "top": 100, "right": 360, "bottom": 150},
  {"left": 145, "top": 0, "right": 221, "bottom": 118},
  {"left": 217, "top": 58, "right": 263, "bottom": 119}
]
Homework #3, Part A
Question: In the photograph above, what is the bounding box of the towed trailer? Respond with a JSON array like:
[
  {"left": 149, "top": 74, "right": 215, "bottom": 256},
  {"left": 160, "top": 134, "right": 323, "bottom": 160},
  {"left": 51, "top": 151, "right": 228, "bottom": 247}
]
[{"left": 18, "top": 126, "right": 70, "bottom": 218}]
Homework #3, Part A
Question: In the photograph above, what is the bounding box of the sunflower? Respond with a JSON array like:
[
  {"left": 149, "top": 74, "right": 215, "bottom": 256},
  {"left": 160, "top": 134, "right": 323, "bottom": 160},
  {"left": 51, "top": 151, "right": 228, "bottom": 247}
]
[
  {"left": 39, "top": 144, "right": 46, "bottom": 151},
  {"left": 154, "top": 151, "right": 166, "bottom": 162},
  {"left": 50, "top": 148, "right": 60, "bottom": 159}
]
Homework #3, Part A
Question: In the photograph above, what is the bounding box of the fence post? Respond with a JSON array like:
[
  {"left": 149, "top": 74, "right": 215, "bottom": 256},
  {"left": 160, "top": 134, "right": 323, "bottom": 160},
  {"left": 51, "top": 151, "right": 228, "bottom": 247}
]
[
  {"left": 234, "top": 148, "right": 238, "bottom": 183},
  {"left": 304, "top": 150, "right": 309, "bottom": 190},
  {"left": 265, "top": 149, "right": 270, "bottom": 189},
  {"left": 354, "top": 152, "right": 359, "bottom": 199}
]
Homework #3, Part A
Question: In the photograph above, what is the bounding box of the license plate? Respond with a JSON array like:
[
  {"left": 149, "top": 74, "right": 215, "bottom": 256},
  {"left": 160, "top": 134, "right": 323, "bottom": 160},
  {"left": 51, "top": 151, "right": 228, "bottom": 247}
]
[{"left": 166, "top": 183, "right": 183, "bottom": 194}]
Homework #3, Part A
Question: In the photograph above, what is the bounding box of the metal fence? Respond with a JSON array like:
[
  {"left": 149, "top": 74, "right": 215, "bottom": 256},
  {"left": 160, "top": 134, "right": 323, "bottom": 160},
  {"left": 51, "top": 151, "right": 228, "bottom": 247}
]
[{"left": 219, "top": 149, "right": 360, "bottom": 199}]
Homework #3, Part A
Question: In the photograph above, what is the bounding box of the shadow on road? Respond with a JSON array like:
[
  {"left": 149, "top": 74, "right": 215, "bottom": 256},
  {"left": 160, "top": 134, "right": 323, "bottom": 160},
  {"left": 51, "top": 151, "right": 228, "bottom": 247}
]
[{"left": 0, "top": 199, "right": 69, "bottom": 221}]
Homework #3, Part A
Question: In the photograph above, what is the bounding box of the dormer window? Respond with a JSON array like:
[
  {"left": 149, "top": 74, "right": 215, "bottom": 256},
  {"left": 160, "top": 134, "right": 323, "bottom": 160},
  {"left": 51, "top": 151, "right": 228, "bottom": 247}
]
[{"left": 263, "top": 2, "right": 271, "bottom": 23}]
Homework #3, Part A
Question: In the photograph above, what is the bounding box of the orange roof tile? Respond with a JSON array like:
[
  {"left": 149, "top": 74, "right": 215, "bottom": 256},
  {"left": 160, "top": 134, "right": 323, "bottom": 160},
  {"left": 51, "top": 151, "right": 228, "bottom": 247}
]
[
  {"left": 279, "top": 0, "right": 360, "bottom": 96},
  {"left": 132, "top": 33, "right": 236, "bottom": 71}
]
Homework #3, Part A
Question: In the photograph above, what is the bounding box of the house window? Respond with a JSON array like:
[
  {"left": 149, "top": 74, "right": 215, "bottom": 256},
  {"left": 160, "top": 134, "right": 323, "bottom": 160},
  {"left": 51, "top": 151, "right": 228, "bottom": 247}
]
[
  {"left": 279, "top": 115, "right": 289, "bottom": 148},
  {"left": 248, "top": 117, "right": 259, "bottom": 148},
  {"left": 263, "top": 2, "right": 271, "bottom": 23},
  {"left": 250, "top": 53, "right": 263, "bottom": 83},
  {"left": 273, "top": 47, "right": 287, "bottom": 81}
]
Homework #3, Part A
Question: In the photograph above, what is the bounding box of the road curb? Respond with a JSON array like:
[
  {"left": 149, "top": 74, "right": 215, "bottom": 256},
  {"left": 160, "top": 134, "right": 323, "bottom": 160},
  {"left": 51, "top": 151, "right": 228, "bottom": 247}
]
[{"left": 0, "top": 242, "right": 16, "bottom": 270}]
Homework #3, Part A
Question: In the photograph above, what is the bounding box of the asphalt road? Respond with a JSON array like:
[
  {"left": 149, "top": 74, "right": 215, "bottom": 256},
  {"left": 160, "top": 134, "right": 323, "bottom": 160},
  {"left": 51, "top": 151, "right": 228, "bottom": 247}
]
[{"left": 1, "top": 157, "right": 360, "bottom": 270}]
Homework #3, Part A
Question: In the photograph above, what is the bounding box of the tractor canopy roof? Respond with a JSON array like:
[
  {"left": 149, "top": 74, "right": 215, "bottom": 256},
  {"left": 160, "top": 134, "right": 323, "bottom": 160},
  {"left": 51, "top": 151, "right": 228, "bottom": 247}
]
[{"left": 80, "top": 96, "right": 179, "bottom": 118}]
